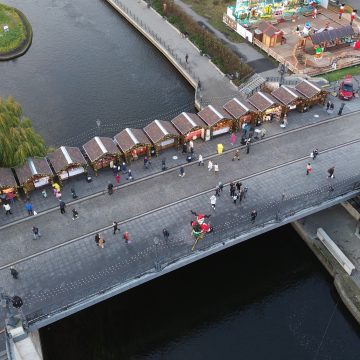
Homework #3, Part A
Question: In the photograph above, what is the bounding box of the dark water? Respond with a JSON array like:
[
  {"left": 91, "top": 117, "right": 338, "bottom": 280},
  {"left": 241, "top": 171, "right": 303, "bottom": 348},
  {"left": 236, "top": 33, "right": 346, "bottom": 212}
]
[
  {"left": 0, "top": 0, "right": 194, "bottom": 147},
  {"left": 40, "top": 226, "right": 360, "bottom": 360}
]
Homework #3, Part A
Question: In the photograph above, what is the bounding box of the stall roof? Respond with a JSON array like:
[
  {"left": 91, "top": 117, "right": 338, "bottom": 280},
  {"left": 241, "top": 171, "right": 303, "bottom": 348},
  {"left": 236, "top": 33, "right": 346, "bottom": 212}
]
[
  {"left": 271, "top": 85, "right": 303, "bottom": 105},
  {"left": 143, "top": 120, "right": 179, "bottom": 144},
  {"left": 295, "top": 79, "right": 322, "bottom": 99},
  {"left": 14, "top": 157, "right": 53, "bottom": 185},
  {"left": 248, "top": 91, "right": 277, "bottom": 112},
  {"left": 0, "top": 168, "right": 17, "bottom": 189},
  {"left": 83, "top": 137, "right": 121, "bottom": 162},
  {"left": 171, "top": 112, "right": 206, "bottom": 135},
  {"left": 114, "top": 128, "right": 151, "bottom": 153},
  {"left": 256, "top": 21, "right": 283, "bottom": 37},
  {"left": 198, "top": 105, "right": 232, "bottom": 127},
  {"left": 223, "top": 97, "right": 258, "bottom": 119},
  {"left": 47, "top": 146, "right": 87, "bottom": 174},
  {"left": 310, "top": 25, "right": 354, "bottom": 45}
]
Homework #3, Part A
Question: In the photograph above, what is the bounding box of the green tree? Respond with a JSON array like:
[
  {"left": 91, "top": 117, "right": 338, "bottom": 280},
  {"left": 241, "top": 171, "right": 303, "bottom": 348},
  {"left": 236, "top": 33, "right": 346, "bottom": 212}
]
[{"left": 0, "top": 96, "right": 47, "bottom": 167}]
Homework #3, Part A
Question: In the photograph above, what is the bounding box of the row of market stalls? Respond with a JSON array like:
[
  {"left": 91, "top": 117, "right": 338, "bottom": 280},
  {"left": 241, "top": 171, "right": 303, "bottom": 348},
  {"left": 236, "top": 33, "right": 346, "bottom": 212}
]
[{"left": 0, "top": 80, "right": 327, "bottom": 196}]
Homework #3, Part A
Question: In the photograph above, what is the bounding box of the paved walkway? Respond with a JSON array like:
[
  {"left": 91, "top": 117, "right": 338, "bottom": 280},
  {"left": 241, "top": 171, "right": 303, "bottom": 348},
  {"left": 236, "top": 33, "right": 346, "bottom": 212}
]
[{"left": 0, "top": 112, "right": 360, "bottom": 326}]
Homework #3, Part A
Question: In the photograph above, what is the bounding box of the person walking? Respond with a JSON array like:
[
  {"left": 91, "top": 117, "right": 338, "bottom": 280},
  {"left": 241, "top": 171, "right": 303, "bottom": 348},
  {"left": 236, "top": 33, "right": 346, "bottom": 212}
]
[
  {"left": 72, "top": 208, "right": 79, "bottom": 220},
  {"left": 215, "top": 186, "right": 221, "bottom": 197},
  {"left": 243, "top": 186, "right": 248, "bottom": 199},
  {"left": 312, "top": 148, "right": 319, "bottom": 160},
  {"left": 251, "top": 210, "right": 257, "bottom": 224},
  {"left": 185, "top": 53, "right": 189, "bottom": 63},
  {"left": 25, "top": 202, "right": 33, "bottom": 216},
  {"left": 122, "top": 162, "right": 127, "bottom": 174},
  {"left": 123, "top": 231, "right": 130, "bottom": 244},
  {"left": 214, "top": 163, "right": 219, "bottom": 175},
  {"left": 107, "top": 182, "right": 114, "bottom": 195},
  {"left": 32, "top": 226, "right": 41, "bottom": 240},
  {"left": 163, "top": 228, "right": 170, "bottom": 241},
  {"left": 306, "top": 163, "right": 312, "bottom": 175},
  {"left": 10, "top": 267, "right": 18, "bottom": 279},
  {"left": 208, "top": 160, "right": 213, "bottom": 172},
  {"left": 98, "top": 236, "right": 105, "bottom": 249},
  {"left": 115, "top": 173, "right": 121, "bottom": 184},
  {"left": 59, "top": 200, "right": 66, "bottom": 214},
  {"left": 230, "top": 182, "right": 236, "bottom": 197},
  {"left": 239, "top": 188, "right": 245, "bottom": 202},
  {"left": 179, "top": 166, "right": 185, "bottom": 177},
  {"left": 236, "top": 181, "right": 242, "bottom": 192},
  {"left": 113, "top": 221, "right": 120, "bottom": 235},
  {"left": 95, "top": 233, "right": 100, "bottom": 246},
  {"left": 232, "top": 149, "right": 240, "bottom": 161},
  {"left": 3, "top": 202, "right": 12, "bottom": 215},
  {"left": 198, "top": 154, "right": 204, "bottom": 166},
  {"left": 182, "top": 143, "right": 187, "bottom": 154},
  {"left": 189, "top": 140, "right": 194, "bottom": 154},
  {"left": 233, "top": 192, "right": 238, "bottom": 205},
  {"left": 210, "top": 194, "right": 217, "bottom": 211},
  {"left": 246, "top": 138, "right": 251, "bottom": 154},
  {"left": 326, "top": 100, "right": 331, "bottom": 111},
  {"left": 230, "top": 133, "right": 236, "bottom": 146},
  {"left": 218, "top": 181, "right": 224, "bottom": 192},
  {"left": 328, "top": 166, "right": 335, "bottom": 178},
  {"left": 71, "top": 188, "right": 78, "bottom": 199}
]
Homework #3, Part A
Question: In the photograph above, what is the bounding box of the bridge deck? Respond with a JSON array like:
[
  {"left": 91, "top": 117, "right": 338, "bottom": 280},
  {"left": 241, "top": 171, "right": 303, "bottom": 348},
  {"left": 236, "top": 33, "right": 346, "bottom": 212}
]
[{"left": 1, "top": 111, "right": 360, "bottom": 327}]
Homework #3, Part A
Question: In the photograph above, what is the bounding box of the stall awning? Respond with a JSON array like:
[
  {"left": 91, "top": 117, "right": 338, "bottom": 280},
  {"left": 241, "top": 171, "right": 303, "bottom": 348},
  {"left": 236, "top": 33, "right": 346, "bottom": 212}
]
[
  {"left": 0, "top": 168, "right": 17, "bottom": 190},
  {"left": 14, "top": 157, "right": 53, "bottom": 185},
  {"left": 223, "top": 97, "right": 258, "bottom": 118},
  {"left": 310, "top": 25, "right": 354, "bottom": 45},
  {"left": 171, "top": 112, "right": 206, "bottom": 135},
  {"left": 295, "top": 79, "right": 322, "bottom": 99},
  {"left": 47, "top": 146, "right": 87, "bottom": 174},
  {"left": 143, "top": 120, "right": 179, "bottom": 144},
  {"left": 83, "top": 137, "right": 121, "bottom": 162},
  {"left": 271, "top": 85, "right": 303, "bottom": 105},
  {"left": 198, "top": 105, "right": 232, "bottom": 127},
  {"left": 248, "top": 91, "right": 277, "bottom": 112},
  {"left": 114, "top": 128, "right": 151, "bottom": 153}
]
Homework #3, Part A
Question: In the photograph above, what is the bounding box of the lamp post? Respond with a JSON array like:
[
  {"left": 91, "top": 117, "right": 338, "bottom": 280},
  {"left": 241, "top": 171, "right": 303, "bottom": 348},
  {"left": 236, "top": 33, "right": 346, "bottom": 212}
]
[{"left": 153, "top": 237, "right": 161, "bottom": 272}]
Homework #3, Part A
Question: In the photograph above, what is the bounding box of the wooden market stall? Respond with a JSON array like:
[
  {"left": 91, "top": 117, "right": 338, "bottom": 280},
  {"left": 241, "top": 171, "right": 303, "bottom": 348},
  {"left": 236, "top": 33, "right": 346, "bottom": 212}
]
[
  {"left": 171, "top": 112, "right": 206, "bottom": 143},
  {"left": 83, "top": 136, "right": 122, "bottom": 172},
  {"left": 114, "top": 128, "right": 151, "bottom": 163},
  {"left": 271, "top": 85, "right": 306, "bottom": 113},
  {"left": 0, "top": 168, "right": 18, "bottom": 200},
  {"left": 14, "top": 157, "right": 54, "bottom": 194},
  {"left": 143, "top": 119, "right": 180, "bottom": 156},
  {"left": 248, "top": 91, "right": 284, "bottom": 122},
  {"left": 198, "top": 105, "right": 235, "bottom": 139},
  {"left": 223, "top": 97, "right": 258, "bottom": 130},
  {"left": 47, "top": 146, "right": 88, "bottom": 182},
  {"left": 295, "top": 80, "right": 327, "bottom": 110},
  {"left": 254, "top": 21, "right": 284, "bottom": 47}
]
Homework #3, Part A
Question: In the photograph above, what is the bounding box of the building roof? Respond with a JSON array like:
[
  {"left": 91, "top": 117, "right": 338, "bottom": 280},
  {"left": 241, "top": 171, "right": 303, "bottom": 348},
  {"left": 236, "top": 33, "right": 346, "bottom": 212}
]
[
  {"left": 248, "top": 91, "right": 278, "bottom": 111},
  {"left": 114, "top": 128, "right": 151, "bottom": 153},
  {"left": 0, "top": 168, "right": 17, "bottom": 189},
  {"left": 257, "top": 21, "right": 283, "bottom": 37},
  {"left": 171, "top": 112, "right": 206, "bottom": 135},
  {"left": 223, "top": 97, "right": 258, "bottom": 119},
  {"left": 271, "top": 85, "right": 303, "bottom": 105},
  {"left": 198, "top": 105, "right": 232, "bottom": 127},
  {"left": 14, "top": 157, "right": 53, "bottom": 185},
  {"left": 47, "top": 146, "right": 87, "bottom": 173},
  {"left": 295, "top": 79, "right": 321, "bottom": 99},
  {"left": 83, "top": 137, "right": 121, "bottom": 162},
  {"left": 311, "top": 25, "right": 354, "bottom": 45},
  {"left": 143, "top": 120, "right": 179, "bottom": 144}
]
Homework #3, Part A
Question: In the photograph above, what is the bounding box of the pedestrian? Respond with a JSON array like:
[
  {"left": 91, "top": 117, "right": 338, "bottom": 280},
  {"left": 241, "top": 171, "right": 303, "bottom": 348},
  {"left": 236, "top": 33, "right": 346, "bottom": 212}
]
[
  {"left": 179, "top": 166, "right": 185, "bottom": 177},
  {"left": 230, "top": 182, "right": 236, "bottom": 197},
  {"left": 236, "top": 181, "right": 242, "bottom": 192},
  {"left": 243, "top": 186, "right": 248, "bottom": 199},
  {"left": 107, "top": 182, "right": 114, "bottom": 195},
  {"left": 115, "top": 173, "right": 121, "bottom": 183},
  {"left": 312, "top": 148, "right": 319, "bottom": 160},
  {"left": 32, "top": 226, "right": 41, "bottom": 240},
  {"left": 230, "top": 132, "right": 236, "bottom": 146},
  {"left": 113, "top": 221, "right": 120, "bottom": 235},
  {"left": 233, "top": 193, "right": 238, "bottom": 205},
  {"left": 328, "top": 166, "right": 335, "bottom": 178},
  {"left": 112, "top": 164, "right": 118, "bottom": 176},
  {"left": 98, "top": 236, "right": 105, "bottom": 249},
  {"left": 3, "top": 202, "right": 12, "bottom": 215},
  {"left": 306, "top": 163, "right": 312, "bottom": 175},
  {"left": 25, "top": 202, "right": 33, "bottom": 216},
  {"left": 55, "top": 191, "right": 62, "bottom": 200},
  {"left": 208, "top": 160, "right": 213, "bottom": 172},
  {"left": 185, "top": 53, "right": 189, "bottom": 63},
  {"left": 210, "top": 194, "right": 217, "bottom": 210},
  {"left": 71, "top": 188, "right": 78, "bottom": 199},
  {"left": 127, "top": 169, "right": 134, "bottom": 181},
  {"left": 189, "top": 140, "right": 194, "bottom": 153},
  {"left": 161, "top": 159, "right": 167, "bottom": 171},
  {"left": 239, "top": 188, "right": 245, "bottom": 202},
  {"left": 215, "top": 186, "right": 221, "bottom": 197},
  {"left": 72, "top": 208, "right": 79, "bottom": 220},
  {"left": 251, "top": 210, "right": 257, "bottom": 224},
  {"left": 122, "top": 162, "right": 127, "bottom": 174},
  {"left": 338, "top": 103, "right": 344, "bottom": 116},
  {"left": 339, "top": 3, "right": 345, "bottom": 19},
  {"left": 214, "top": 163, "right": 219, "bottom": 175},
  {"left": 232, "top": 149, "right": 240, "bottom": 161},
  {"left": 330, "top": 102, "right": 334, "bottom": 112},
  {"left": 182, "top": 143, "right": 187, "bottom": 154},
  {"left": 326, "top": 100, "right": 331, "bottom": 111},
  {"left": 144, "top": 156, "right": 149, "bottom": 169},
  {"left": 95, "top": 233, "right": 100, "bottom": 246},
  {"left": 218, "top": 181, "right": 224, "bottom": 192},
  {"left": 59, "top": 200, "right": 66, "bottom": 214},
  {"left": 41, "top": 189, "right": 48, "bottom": 198},
  {"left": 10, "top": 267, "right": 18, "bottom": 279},
  {"left": 350, "top": 9, "right": 357, "bottom": 26},
  {"left": 163, "top": 228, "right": 170, "bottom": 241},
  {"left": 246, "top": 138, "right": 251, "bottom": 154},
  {"left": 198, "top": 154, "right": 204, "bottom": 166},
  {"left": 123, "top": 231, "right": 130, "bottom": 244},
  {"left": 198, "top": 80, "right": 202, "bottom": 90}
]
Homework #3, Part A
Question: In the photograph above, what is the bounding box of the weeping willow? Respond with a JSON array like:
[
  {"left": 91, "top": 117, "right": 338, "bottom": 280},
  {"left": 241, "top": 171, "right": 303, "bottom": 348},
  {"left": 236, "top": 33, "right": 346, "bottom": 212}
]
[{"left": 0, "top": 96, "right": 46, "bottom": 167}]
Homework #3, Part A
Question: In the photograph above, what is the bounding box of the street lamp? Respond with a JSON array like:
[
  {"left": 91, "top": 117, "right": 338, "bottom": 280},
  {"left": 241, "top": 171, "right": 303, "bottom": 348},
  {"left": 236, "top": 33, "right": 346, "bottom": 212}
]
[{"left": 153, "top": 236, "right": 161, "bottom": 272}]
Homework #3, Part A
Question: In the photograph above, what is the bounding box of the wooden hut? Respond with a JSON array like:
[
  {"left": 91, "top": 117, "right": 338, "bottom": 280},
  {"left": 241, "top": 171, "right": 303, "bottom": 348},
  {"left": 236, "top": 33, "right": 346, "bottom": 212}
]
[
  {"left": 171, "top": 112, "right": 206, "bottom": 144},
  {"left": 271, "top": 85, "right": 305, "bottom": 113},
  {"left": 143, "top": 120, "right": 180, "bottom": 156},
  {"left": 83, "top": 136, "right": 122, "bottom": 172},
  {"left": 310, "top": 26, "right": 354, "bottom": 52},
  {"left": 223, "top": 97, "right": 258, "bottom": 130},
  {"left": 0, "top": 168, "right": 18, "bottom": 199},
  {"left": 254, "top": 21, "right": 284, "bottom": 47},
  {"left": 198, "top": 105, "right": 235, "bottom": 139},
  {"left": 248, "top": 91, "right": 284, "bottom": 122},
  {"left": 14, "top": 157, "right": 54, "bottom": 194},
  {"left": 114, "top": 128, "right": 151, "bottom": 163},
  {"left": 295, "top": 80, "right": 327, "bottom": 110},
  {"left": 47, "top": 146, "right": 87, "bottom": 182}
]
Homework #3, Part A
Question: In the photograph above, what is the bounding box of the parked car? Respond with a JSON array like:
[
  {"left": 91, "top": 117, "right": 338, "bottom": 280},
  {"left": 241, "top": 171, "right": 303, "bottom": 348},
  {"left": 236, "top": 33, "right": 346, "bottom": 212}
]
[{"left": 339, "top": 75, "right": 354, "bottom": 100}]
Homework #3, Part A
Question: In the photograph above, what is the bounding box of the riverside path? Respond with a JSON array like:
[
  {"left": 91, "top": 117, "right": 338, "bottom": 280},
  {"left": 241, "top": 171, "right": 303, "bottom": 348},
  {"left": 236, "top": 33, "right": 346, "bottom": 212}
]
[
  {"left": 1, "top": 111, "right": 360, "bottom": 329},
  {"left": 105, "top": 0, "right": 239, "bottom": 108}
]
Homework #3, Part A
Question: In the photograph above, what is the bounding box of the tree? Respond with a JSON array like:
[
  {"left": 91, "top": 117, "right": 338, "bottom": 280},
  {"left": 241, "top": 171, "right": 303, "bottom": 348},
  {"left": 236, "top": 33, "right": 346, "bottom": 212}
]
[{"left": 0, "top": 96, "right": 47, "bottom": 167}]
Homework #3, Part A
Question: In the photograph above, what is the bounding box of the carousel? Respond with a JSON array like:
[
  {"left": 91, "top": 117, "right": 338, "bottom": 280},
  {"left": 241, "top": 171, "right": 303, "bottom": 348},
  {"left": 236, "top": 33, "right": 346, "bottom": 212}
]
[
  {"left": 171, "top": 112, "right": 206, "bottom": 144},
  {"left": 0, "top": 168, "right": 18, "bottom": 201},
  {"left": 223, "top": 97, "right": 258, "bottom": 131},
  {"left": 248, "top": 91, "right": 284, "bottom": 122}
]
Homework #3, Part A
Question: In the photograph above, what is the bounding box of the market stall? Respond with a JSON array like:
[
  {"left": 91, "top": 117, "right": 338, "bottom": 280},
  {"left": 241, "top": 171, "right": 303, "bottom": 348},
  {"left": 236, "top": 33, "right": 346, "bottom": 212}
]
[
  {"left": 271, "top": 85, "right": 306, "bottom": 113},
  {"left": 47, "top": 146, "right": 88, "bottom": 182},
  {"left": 248, "top": 91, "right": 284, "bottom": 122},
  {"left": 223, "top": 97, "right": 258, "bottom": 130},
  {"left": 143, "top": 119, "right": 180, "bottom": 155},
  {"left": 83, "top": 136, "right": 122, "bottom": 172},
  {"left": 14, "top": 157, "right": 54, "bottom": 194},
  {"left": 171, "top": 112, "right": 206, "bottom": 143},
  {"left": 198, "top": 105, "right": 235, "bottom": 139},
  {"left": 254, "top": 21, "right": 284, "bottom": 47},
  {"left": 114, "top": 128, "right": 151, "bottom": 163},
  {"left": 0, "top": 168, "right": 18, "bottom": 200},
  {"left": 295, "top": 79, "right": 327, "bottom": 110}
]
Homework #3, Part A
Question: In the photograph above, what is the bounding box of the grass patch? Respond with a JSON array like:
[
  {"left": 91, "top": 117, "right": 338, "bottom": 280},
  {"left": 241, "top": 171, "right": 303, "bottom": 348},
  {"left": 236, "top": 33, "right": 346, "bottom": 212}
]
[
  {"left": 319, "top": 65, "right": 360, "bottom": 82},
  {"left": 0, "top": 3, "right": 26, "bottom": 53}
]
